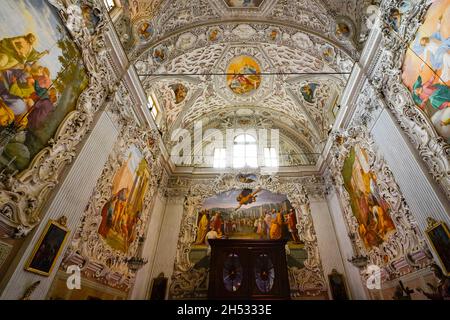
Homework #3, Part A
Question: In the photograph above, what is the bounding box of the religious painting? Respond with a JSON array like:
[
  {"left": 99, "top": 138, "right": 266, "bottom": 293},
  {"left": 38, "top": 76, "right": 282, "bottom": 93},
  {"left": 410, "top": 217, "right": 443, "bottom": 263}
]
[
  {"left": 152, "top": 45, "right": 168, "bottom": 63},
  {"left": 227, "top": 55, "right": 261, "bottom": 95},
  {"left": 401, "top": 0, "right": 450, "bottom": 143},
  {"left": 224, "top": 0, "right": 264, "bottom": 8},
  {"left": 341, "top": 145, "right": 396, "bottom": 249},
  {"left": 425, "top": 219, "right": 450, "bottom": 275},
  {"left": 388, "top": 8, "right": 403, "bottom": 32},
  {"left": 236, "top": 173, "right": 257, "bottom": 183},
  {"left": 25, "top": 219, "right": 69, "bottom": 276},
  {"left": 328, "top": 269, "right": 349, "bottom": 300},
  {"left": 98, "top": 146, "right": 150, "bottom": 253},
  {"left": 170, "top": 83, "right": 188, "bottom": 104},
  {"left": 268, "top": 28, "right": 281, "bottom": 42},
  {"left": 389, "top": 0, "right": 421, "bottom": 32},
  {"left": 0, "top": 0, "right": 88, "bottom": 174},
  {"left": 190, "top": 189, "right": 306, "bottom": 271},
  {"left": 150, "top": 273, "right": 168, "bottom": 300},
  {"left": 136, "top": 21, "right": 154, "bottom": 42},
  {"left": 321, "top": 45, "right": 336, "bottom": 63},
  {"left": 81, "top": 4, "right": 101, "bottom": 35},
  {"left": 208, "top": 27, "right": 222, "bottom": 42},
  {"left": 335, "top": 21, "right": 352, "bottom": 40},
  {"left": 300, "top": 83, "right": 318, "bottom": 103}
]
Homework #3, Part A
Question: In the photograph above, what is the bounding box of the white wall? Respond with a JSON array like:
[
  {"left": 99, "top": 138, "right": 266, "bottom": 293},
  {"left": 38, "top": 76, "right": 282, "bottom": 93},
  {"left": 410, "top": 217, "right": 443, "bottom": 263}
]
[
  {"left": 372, "top": 110, "right": 450, "bottom": 270},
  {"left": 147, "top": 195, "right": 185, "bottom": 299},
  {"left": 309, "top": 198, "right": 348, "bottom": 299},
  {"left": 0, "top": 112, "right": 118, "bottom": 300},
  {"left": 129, "top": 193, "right": 167, "bottom": 299},
  {"left": 325, "top": 191, "right": 369, "bottom": 299},
  {"left": 310, "top": 199, "right": 368, "bottom": 299}
]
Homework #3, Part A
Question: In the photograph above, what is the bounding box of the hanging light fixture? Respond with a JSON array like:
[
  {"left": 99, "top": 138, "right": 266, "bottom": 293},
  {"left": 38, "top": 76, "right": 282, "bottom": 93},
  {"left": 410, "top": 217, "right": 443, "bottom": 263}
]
[
  {"left": 125, "top": 236, "right": 148, "bottom": 272},
  {"left": 347, "top": 232, "right": 369, "bottom": 269}
]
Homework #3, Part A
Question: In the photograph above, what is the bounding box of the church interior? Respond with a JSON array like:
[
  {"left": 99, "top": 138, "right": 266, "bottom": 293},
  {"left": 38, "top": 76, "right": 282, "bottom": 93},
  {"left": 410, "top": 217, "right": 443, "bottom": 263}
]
[{"left": 0, "top": 0, "right": 449, "bottom": 302}]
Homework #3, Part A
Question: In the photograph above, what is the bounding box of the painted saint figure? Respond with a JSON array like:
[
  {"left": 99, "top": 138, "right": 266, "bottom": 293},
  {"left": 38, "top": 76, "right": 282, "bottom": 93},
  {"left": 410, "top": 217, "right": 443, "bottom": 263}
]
[
  {"left": 98, "top": 188, "right": 129, "bottom": 238},
  {"left": 269, "top": 210, "right": 283, "bottom": 240},
  {"left": 195, "top": 211, "right": 210, "bottom": 244},
  {"left": 0, "top": 33, "right": 49, "bottom": 71},
  {"left": 287, "top": 209, "right": 300, "bottom": 243},
  {"left": 210, "top": 212, "right": 223, "bottom": 237},
  {"left": 414, "top": 16, "right": 450, "bottom": 83}
]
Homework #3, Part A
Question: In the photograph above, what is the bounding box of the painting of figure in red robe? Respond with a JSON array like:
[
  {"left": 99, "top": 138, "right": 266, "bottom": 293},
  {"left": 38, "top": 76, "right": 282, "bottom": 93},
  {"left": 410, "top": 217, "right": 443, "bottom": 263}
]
[{"left": 98, "top": 147, "right": 150, "bottom": 253}]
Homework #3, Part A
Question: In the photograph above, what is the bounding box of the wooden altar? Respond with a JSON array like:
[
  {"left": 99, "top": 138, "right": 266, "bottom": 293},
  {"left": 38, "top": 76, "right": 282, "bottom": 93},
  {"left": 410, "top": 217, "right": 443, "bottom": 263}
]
[{"left": 208, "top": 239, "right": 290, "bottom": 300}]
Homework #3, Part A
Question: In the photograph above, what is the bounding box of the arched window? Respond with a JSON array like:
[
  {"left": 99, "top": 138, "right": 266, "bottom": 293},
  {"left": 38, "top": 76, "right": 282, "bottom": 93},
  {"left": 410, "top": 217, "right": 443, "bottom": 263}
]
[{"left": 233, "top": 134, "right": 257, "bottom": 168}]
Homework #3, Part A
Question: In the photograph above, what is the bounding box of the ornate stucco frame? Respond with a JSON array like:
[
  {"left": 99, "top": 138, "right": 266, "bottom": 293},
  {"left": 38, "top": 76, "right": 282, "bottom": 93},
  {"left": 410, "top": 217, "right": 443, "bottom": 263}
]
[
  {"left": 372, "top": 0, "right": 450, "bottom": 199},
  {"left": 60, "top": 114, "right": 163, "bottom": 290},
  {"left": 0, "top": 0, "right": 117, "bottom": 238},
  {"left": 169, "top": 171, "right": 328, "bottom": 299},
  {"left": 328, "top": 126, "right": 432, "bottom": 281}
]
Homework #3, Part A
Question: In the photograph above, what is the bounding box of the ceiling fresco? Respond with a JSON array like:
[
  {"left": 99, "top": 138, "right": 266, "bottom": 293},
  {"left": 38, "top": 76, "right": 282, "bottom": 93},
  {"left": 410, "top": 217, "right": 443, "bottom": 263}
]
[{"left": 112, "top": 0, "right": 375, "bottom": 164}]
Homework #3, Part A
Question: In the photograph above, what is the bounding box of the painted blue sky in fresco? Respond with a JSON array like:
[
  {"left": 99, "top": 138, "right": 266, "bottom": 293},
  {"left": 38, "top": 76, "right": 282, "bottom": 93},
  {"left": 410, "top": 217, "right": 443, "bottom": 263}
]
[
  {"left": 203, "top": 189, "right": 288, "bottom": 210},
  {"left": 1, "top": 0, "right": 65, "bottom": 77}
]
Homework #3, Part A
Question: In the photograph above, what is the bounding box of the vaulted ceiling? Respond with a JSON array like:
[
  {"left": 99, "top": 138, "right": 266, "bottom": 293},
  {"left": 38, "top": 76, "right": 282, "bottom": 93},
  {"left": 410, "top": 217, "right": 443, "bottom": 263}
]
[{"left": 114, "top": 0, "right": 376, "bottom": 166}]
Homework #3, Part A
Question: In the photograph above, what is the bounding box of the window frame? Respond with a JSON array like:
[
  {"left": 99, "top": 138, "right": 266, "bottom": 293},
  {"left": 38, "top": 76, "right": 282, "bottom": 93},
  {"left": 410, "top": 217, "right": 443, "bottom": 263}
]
[
  {"left": 213, "top": 148, "right": 227, "bottom": 169},
  {"left": 233, "top": 134, "right": 258, "bottom": 169}
]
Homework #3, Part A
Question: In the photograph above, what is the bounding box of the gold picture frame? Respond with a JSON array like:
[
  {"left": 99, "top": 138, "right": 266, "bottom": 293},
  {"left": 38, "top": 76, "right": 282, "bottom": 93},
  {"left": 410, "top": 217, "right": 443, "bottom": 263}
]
[
  {"left": 328, "top": 269, "right": 349, "bottom": 300},
  {"left": 25, "top": 218, "right": 70, "bottom": 276},
  {"left": 425, "top": 218, "right": 450, "bottom": 276}
]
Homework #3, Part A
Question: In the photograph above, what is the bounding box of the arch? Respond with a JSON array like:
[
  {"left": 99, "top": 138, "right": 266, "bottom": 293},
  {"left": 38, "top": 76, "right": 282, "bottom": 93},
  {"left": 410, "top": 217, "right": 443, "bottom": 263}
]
[{"left": 169, "top": 173, "right": 327, "bottom": 299}]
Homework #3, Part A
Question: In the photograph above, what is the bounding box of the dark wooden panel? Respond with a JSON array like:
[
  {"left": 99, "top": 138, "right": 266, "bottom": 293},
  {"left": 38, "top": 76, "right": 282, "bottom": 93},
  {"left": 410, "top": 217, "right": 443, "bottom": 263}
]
[{"left": 208, "top": 239, "right": 290, "bottom": 300}]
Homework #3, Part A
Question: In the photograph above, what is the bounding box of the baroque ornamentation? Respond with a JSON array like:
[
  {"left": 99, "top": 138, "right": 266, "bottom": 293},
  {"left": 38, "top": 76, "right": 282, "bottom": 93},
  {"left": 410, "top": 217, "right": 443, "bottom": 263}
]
[
  {"left": 0, "top": 0, "right": 115, "bottom": 238},
  {"left": 140, "top": 38, "right": 350, "bottom": 157},
  {"left": 61, "top": 88, "right": 165, "bottom": 290},
  {"left": 328, "top": 126, "right": 433, "bottom": 282},
  {"left": 372, "top": 0, "right": 450, "bottom": 199},
  {"left": 169, "top": 171, "right": 327, "bottom": 299}
]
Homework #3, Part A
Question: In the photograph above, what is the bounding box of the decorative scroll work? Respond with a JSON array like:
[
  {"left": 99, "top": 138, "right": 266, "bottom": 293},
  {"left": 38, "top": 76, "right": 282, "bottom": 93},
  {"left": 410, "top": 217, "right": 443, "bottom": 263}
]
[
  {"left": 60, "top": 117, "right": 164, "bottom": 291},
  {"left": 328, "top": 126, "right": 433, "bottom": 282},
  {"left": 169, "top": 171, "right": 327, "bottom": 299},
  {"left": 372, "top": 0, "right": 450, "bottom": 199},
  {"left": 0, "top": 0, "right": 115, "bottom": 238}
]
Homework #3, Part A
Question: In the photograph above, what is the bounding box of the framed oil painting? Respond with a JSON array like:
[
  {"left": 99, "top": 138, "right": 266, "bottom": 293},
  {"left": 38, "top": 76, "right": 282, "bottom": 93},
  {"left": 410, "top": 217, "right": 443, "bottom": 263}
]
[
  {"left": 328, "top": 269, "right": 349, "bottom": 300},
  {"left": 25, "top": 219, "right": 69, "bottom": 276},
  {"left": 0, "top": 0, "right": 88, "bottom": 174},
  {"left": 425, "top": 219, "right": 450, "bottom": 276},
  {"left": 98, "top": 146, "right": 150, "bottom": 253},
  {"left": 150, "top": 273, "right": 168, "bottom": 300}
]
